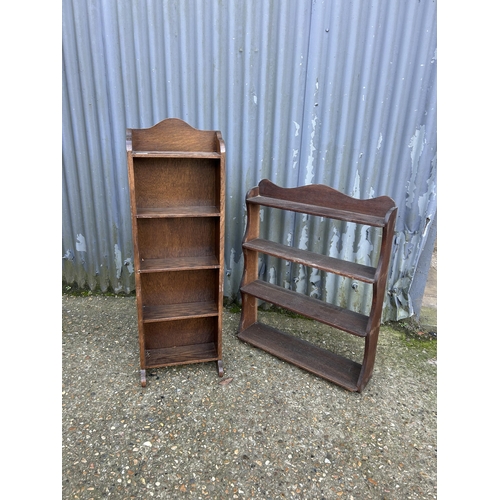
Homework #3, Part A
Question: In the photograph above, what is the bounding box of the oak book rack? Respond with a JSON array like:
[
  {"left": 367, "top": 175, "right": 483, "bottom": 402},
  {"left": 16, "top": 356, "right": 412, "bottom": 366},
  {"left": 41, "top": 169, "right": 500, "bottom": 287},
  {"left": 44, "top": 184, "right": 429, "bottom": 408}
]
[
  {"left": 237, "top": 180, "right": 397, "bottom": 392},
  {"left": 127, "top": 118, "right": 225, "bottom": 386}
]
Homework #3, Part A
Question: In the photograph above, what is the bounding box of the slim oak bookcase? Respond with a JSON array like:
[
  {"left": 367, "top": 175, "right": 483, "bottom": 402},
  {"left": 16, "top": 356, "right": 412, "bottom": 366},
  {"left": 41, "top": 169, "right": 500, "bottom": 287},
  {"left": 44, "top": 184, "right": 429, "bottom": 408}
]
[
  {"left": 127, "top": 118, "right": 225, "bottom": 386},
  {"left": 238, "top": 180, "right": 397, "bottom": 392}
]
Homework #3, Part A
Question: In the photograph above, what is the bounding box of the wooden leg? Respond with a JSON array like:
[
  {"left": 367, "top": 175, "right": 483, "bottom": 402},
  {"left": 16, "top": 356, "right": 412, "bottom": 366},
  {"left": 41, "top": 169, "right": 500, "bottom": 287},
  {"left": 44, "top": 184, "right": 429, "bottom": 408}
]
[
  {"left": 357, "top": 331, "right": 379, "bottom": 392},
  {"left": 140, "top": 369, "right": 147, "bottom": 387},
  {"left": 217, "top": 359, "right": 224, "bottom": 377}
]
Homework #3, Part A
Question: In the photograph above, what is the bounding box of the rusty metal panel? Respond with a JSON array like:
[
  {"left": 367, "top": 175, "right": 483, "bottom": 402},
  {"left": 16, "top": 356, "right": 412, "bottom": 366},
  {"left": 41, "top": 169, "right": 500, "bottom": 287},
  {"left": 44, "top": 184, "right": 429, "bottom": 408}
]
[{"left": 62, "top": 0, "right": 436, "bottom": 320}]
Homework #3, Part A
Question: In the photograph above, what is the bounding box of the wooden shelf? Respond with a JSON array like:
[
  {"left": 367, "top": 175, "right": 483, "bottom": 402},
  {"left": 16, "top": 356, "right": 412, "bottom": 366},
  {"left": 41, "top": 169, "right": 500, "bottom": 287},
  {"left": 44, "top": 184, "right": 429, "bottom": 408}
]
[
  {"left": 136, "top": 206, "right": 220, "bottom": 218},
  {"left": 238, "top": 322, "right": 361, "bottom": 392},
  {"left": 127, "top": 118, "right": 225, "bottom": 386},
  {"left": 132, "top": 151, "right": 222, "bottom": 159},
  {"left": 145, "top": 343, "right": 218, "bottom": 368},
  {"left": 142, "top": 301, "right": 219, "bottom": 323},
  {"left": 238, "top": 179, "right": 397, "bottom": 392},
  {"left": 243, "top": 238, "right": 376, "bottom": 283},
  {"left": 241, "top": 280, "right": 369, "bottom": 337},
  {"left": 139, "top": 256, "right": 220, "bottom": 273},
  {"left": 247, "top": 195, "right": 388, "bottom": 227},
  {"left": 143, "top": 301, "right": 219, "bottom": 323}
]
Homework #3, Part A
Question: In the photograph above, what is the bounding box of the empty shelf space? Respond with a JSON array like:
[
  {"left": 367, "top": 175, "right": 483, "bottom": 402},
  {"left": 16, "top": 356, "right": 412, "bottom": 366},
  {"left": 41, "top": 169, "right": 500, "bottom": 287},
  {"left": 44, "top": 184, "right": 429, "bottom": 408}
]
[
  {"left": 238, "top": 322, "right": 361, "bottom": 391},
  {"left": 139, "top": 256, "right": 220, "bottom": 272},
  {"left": 136, "top": 206, "right": 220, "bottom": 218},
  {"left": 240, "top": 280, "right": 369, "bottom": 337},
  {"left": 132, "top": 151, "right": 222, "bottom": 158},
  {"left": 145, "top": 342, "right": 218, "bottom": 368},
  {"left": 244, "top": 239, "right": 376, "bottom": 283},
  {"left": 247, "top": 195, "right": 387, "bottom": 227},
  {"left": 142, "top": 301, "right": 219, "bottom": 323}
]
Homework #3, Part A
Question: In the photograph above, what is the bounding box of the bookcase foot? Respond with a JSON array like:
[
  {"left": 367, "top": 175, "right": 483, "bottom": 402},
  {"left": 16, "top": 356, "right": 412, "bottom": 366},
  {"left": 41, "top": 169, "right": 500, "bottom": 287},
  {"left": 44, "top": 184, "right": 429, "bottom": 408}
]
[{"left": 217, "top": 360, "right": 224, "bottom": 377}]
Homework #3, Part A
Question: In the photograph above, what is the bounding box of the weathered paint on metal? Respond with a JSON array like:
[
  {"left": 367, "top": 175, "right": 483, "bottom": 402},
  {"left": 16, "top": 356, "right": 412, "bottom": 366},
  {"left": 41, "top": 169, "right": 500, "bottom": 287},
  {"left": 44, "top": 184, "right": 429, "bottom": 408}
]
[{"left": 62, "top": 0, "right": 437, "bottom": 320}]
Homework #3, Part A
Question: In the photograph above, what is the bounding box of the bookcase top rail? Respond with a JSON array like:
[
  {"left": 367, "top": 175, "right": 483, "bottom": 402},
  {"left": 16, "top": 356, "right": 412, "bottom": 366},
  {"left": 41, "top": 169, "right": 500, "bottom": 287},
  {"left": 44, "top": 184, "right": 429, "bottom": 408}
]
[{"left": 247, "top": 179, "right": 396, "bottom": 227}]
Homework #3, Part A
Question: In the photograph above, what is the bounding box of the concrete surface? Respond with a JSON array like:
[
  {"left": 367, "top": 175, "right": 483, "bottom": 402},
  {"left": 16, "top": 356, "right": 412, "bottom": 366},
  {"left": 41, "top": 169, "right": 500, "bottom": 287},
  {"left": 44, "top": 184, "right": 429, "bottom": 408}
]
[{"left": 62, "top": 279, "right": 437, "bottom": 499}]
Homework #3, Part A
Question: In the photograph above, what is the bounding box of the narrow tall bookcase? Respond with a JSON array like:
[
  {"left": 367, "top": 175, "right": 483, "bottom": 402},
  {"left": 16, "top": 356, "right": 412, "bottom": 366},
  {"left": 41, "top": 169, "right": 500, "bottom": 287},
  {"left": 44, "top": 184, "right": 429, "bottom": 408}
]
[
  {"left": 238, "top": 180, "right": 397, "bottom": 392},
  {"left": 127, "top": 118, "right": 225, "bottom": 386}
]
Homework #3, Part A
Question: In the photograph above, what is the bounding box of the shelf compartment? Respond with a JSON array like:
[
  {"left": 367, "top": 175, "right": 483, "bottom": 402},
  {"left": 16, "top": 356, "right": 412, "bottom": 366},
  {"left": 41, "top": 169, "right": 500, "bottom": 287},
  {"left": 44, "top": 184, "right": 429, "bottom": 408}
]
[
  {"left": 240, "top": 280, "right": 369, "bottom": 337},
  {"left": 247, "top": 195, "right": 387, "bottom": 227},
  {"left": 141, "top": 269, "right": 219, "bottom": 314},
  {"left": 144, "top": 317, "right": 218, "bottom": 348},
  {"left": 143, "top": 301, "right": 218, "bottom": 322},
  {"left": 238, "top": 322, "right": 361, "bottom": 391},
  {"left": 133, "top": 157, "right": 220, "bottom": 212},
  {"left": 145, "top": 343, "right": 218, "bottom": 368},
  {"left": 244, "top": 238, "right": 376, "bottom": 283},
  {"left": 143, "top": 317, "right": 220, "bottom": 371},
  {"left": 136, "top": 218, "right": 219, "bottom": 263}
]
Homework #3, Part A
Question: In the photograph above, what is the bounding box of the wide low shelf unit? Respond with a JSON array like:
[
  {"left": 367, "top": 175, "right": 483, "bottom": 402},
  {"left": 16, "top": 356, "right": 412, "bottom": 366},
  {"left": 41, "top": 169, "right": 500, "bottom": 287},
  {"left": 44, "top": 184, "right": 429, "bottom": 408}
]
[
  {"left": 127, "top": 118, "right": 225, "bottom": 386},
  {"left": 237, "top": 179, "right": 397, "bottom": 392}
]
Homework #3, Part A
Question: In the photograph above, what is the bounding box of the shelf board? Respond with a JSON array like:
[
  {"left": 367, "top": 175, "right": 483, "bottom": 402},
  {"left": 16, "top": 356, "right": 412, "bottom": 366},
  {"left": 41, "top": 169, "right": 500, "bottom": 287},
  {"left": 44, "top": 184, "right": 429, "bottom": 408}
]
[
  {"left": 136, "top": 206, "right": 220, "bottom": 218},
  {"left": 247, "top": 195, "right": 387, "bottom": 227},
  {"left": 143, "top": 301, "right": 219, "bottom": 323},
  {"left": 145, "top": 342, "right": 218, "bottom": 368},
  {"left": 240, "top": 280, "right": 369, "bottom": 337},
  {"left": 244, "top": 238, "right": 376, "bottom": 283},
  {"left": 238, "top": 322, "right": 361, "bottom": 391},
  {"left": 139, "top": 256, "right": 220, "bottom": 272},
  {"left": 132, "top": 151, "right": 221, "bottom": 159}
]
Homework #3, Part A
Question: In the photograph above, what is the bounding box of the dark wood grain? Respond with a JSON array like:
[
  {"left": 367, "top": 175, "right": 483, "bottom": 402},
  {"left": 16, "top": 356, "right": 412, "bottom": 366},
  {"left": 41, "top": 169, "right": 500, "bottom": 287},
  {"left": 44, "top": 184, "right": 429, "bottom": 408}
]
[
  {"left": 127, "top": 118, "right": 225, "bottom": 384},
  {"left": 130, "top": 118, "right": 218, "bottom": 152},
  {"left": 136, "top": 217, "right": 218, "bottom": 261},
  {"left": 243, "top": 238, "right": 377, "bottom": 283},
  {"left": 144, "top": 317, "right": 217, "bottom": 349},
  {"left": 132, "top": 151, "right": 221, "bottom": 158},
  {"left": 257, "top": 179, "right": 395, "bottom": 219},
  {"left": 238, "top": 179, "right": 397, "bottom": 392},
  {"left": 139, "top": 255, "right": 220, "bottom": 272},
  {"left": 145, "top": 343, "right": 218, "bottom": 368},
  {"left": 240, "top": 280, "right": 369, "bottom": 337},
  {"left": 238, "top": 322, "right": 361, "bottom": 391},
  {"left": 247, "top": 195, "right": 388, "bottom": 227},
  {"left": 133, "top": 157, "right": 220, "bottom": 211},
  {"left": 143, "top": 301, "right": 219, "bottom": 323},
  {"left": 136, "top": 206, "right": 220, "bottom": 218}
]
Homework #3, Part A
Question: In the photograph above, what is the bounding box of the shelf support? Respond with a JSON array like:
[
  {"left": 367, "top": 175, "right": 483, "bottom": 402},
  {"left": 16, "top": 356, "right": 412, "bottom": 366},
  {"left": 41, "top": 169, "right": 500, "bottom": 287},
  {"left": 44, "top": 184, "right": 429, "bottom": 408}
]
[{"left": 238, "top": 186, "right": 261, "bottom": 333}]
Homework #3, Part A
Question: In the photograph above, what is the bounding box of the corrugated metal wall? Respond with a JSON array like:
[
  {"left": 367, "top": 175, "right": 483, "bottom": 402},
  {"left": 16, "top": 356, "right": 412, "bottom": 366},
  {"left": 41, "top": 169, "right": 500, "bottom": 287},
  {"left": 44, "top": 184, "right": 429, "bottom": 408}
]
[{"left": 62, "top": 0, "right": 437, "bottom": 321}]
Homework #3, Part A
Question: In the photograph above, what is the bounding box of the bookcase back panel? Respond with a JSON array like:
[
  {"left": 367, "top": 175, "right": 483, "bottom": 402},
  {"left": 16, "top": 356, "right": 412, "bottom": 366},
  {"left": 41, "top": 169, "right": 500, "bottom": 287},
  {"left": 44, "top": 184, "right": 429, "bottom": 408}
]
[
  {"left": 141, "top": 270, "right": 218, "bottom": 306},
  {"left": 134, "top": 158, "right": 220, "bottom": 209},
  {"left": 144, "top": 317, "right": 217, "bottom": 349},
  {"left": 137, "top": 218, "right": 218, "bottom": 259}
]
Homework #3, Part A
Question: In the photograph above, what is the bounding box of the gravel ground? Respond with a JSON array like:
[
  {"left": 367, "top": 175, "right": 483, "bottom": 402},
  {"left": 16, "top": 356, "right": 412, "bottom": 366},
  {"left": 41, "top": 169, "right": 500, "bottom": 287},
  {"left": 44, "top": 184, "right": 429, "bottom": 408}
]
[{"left": 62, "top": 294, "right": 437, "bottom": 500}]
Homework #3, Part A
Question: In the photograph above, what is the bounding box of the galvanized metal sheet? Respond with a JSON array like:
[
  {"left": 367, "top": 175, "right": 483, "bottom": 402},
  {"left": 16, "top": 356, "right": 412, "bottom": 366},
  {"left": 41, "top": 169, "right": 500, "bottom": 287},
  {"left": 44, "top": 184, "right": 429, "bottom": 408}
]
[{"left": 62, "top": 0, "right": 437, "bottom": 320}]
